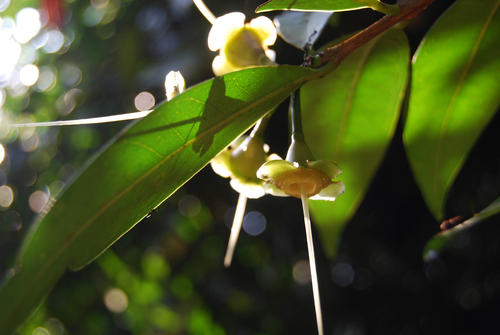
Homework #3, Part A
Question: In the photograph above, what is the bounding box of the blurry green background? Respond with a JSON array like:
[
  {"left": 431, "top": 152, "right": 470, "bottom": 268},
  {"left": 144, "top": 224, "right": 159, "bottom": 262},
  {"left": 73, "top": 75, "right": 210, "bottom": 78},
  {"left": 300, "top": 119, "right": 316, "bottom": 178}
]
[{"left": 1, "top": 0, "right": 500, "bottom": 334}]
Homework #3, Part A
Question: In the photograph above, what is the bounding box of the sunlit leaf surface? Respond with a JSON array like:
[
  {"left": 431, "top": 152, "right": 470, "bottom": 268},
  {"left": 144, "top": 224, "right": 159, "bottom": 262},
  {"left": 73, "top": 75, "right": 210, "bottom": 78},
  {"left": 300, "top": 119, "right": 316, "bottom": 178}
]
[
  {"left": 256, "top": 0, "right": 366, "bottom": 13},
  {"left": 301, "top": 30, "right": 410, "bottom": 257},
  {"left": 0, "top": 65, "right": 321, "bottom": 334},
  {"left": 403, "top": 0, "right": 500, "bottom": 220}
]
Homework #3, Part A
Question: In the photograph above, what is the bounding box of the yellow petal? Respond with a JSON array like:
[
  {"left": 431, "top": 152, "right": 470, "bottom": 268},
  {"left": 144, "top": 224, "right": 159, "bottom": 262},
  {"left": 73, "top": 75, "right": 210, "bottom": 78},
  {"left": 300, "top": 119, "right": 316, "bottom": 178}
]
[{"left": 208, "top": 12, "right": 245, "bottom": 51}]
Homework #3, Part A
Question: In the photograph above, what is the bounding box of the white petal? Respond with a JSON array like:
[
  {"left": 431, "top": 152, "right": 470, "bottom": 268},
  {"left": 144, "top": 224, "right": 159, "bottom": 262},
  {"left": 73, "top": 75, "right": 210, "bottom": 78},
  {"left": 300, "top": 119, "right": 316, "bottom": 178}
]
[
  {"left": 263, "top": 182, "right": 289, "bottom": 197},
  {"left": 248, "top": 16, "right": 277, "bottom": 46},
  {"left": 208, "top": 12, "right": 246, "bottom": 51},
  {"left": 210, "top": 158, "right": 232, "bottom": 178},
  {"left": 265, "top": 49, "right": 276, "bottom": 62},
  {"left": 212, "top": 55, "right": 240, "bottom": 76},
  {"left": 230, "top": 178, "right": 265, "bottom": 199},
  {"left": 310, "top": 181, "right": 345, "bottom": 201}
]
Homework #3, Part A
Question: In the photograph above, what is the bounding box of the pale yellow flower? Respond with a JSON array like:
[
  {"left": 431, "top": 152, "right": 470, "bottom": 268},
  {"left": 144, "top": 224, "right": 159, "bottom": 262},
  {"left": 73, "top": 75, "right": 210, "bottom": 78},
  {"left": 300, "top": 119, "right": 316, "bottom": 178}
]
[{"left": 207, "top": 12, "right": 277, "bottom": 76}]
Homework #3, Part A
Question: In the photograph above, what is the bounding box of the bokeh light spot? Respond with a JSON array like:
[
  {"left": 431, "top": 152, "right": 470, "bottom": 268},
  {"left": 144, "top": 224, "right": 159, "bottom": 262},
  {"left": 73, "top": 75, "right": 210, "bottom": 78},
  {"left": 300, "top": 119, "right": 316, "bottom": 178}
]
[
  {"left": 242, "top": 211, "right": 266, "bottom": 236},
  {"left": 29, "top": 190, "right": 49, "bottom": 213},
  {"left": 0, "top": 185, "right": 14, "bottom": 208},
  {"left": 0, "top": 0, "right": 10, "bottom": 12},
  {"left": 36, "top": 66, "right": 57, "bottom": 92},
  {"left": 0, "top": 143, "right": 5, "bottom": 164},
  {"left": 19, "top": 64, "right": 39, "bottom": 86},
  {"left": 134, "top": 91, "right": 155, "bottom": 111},
  {"left": 332, "top": 262, "right": 355, "bottom": 287},
  {"left": 292, "top": 259, "right": 311, "bottom": 284},
  {"left": 43, "top": 29, "right": 65, "bottom": 53},
  {"left": 14, "top": 8, "right": 41, "bottom": 44},
  {"left": 178, "top": 194, "right": 201, "bottom": 218},
  {"left": 103, "top": 288, "right": 128, "bottom": 313}
]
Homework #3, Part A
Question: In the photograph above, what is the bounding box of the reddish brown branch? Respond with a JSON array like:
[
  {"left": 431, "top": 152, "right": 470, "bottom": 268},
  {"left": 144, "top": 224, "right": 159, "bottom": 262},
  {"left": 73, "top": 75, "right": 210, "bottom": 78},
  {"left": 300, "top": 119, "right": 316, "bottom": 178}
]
[{"left": 312, "top": 0, "right": 437, "bottom": 67}]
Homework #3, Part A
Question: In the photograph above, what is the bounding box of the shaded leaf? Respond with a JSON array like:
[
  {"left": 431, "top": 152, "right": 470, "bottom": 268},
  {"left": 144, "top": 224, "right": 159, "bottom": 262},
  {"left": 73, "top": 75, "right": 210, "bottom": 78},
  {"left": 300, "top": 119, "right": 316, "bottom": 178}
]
[
  {"left": 0, "top": 65, "right": 322, "bottom": 334},
  {"left": 274, "top": 11, "right": 332, "bottom": 49},
  {"left": 301, "top": 30, "right": 410, "bottom": 257},
  {"left": 423, "top": 197, "right": 500, "bottom": 261},
  {"left": 403, "top": 0, "right": 500, "bottom": 220}
]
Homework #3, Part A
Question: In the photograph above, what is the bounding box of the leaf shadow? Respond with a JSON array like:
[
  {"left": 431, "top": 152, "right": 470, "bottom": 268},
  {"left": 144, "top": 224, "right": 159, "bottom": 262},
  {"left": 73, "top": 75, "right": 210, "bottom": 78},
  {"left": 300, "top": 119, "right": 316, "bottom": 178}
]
[{"left": 192, "top": 76, "right": 244, "bottom": 155}]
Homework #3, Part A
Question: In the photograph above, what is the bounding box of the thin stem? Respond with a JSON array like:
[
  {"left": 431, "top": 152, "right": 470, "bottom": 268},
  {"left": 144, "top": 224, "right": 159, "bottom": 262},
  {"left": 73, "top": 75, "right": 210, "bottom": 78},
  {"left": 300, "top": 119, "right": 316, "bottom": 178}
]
[
  {"left": 192, "top": 0, "right": 216, "bottom": 24},
  {"left": 300, "top": 188, "right": 324, "bottom": 335},
  {"left": 11, "top": 110, "right": 153, "bottom": 128},
  {"left": 224, "top": 193, "right": 247, "bottom": 267},
  {"left": 249, "top": 114, "right": 271, "bottom": 139},
  {"left": 289, "top": 89, "right": 304, "bottom": 142},
  {"left": 310, "top": 0, "right": 436, "bottom": 67}
]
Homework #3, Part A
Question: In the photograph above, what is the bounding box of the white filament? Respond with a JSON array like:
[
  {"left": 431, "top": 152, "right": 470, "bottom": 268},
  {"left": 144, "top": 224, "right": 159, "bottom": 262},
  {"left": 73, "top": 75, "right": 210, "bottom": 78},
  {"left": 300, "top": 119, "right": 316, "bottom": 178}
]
[
  {"left": 224, "top": 193, "right": 247, "bottom": 267},
  {"left": 301, "top": 188, "right": 324, "bottom": 335},
  {"left": 192, "top": 0, "right": 216, "bottom": 24},
  {"left": 11, "top": 110, "right": 153, "bottom": 128}
]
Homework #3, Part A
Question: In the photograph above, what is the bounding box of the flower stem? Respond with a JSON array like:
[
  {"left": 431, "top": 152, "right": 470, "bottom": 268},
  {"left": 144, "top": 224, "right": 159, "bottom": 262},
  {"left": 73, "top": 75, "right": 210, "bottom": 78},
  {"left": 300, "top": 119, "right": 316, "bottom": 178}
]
[
  {"left": 300, "top": 188, "right": 324, "bottom": 335},
  {"left": 192, "top": 0, "right": 216, "bottom": 24},
  {"left": 11, "top": 110, "right": 153, "bottom": 128},
  {"left": 224, "top": 193, "right": 247, "bottom": 267},
  {"left": 289, "top": 89, "right": 304, "bottom": 142}
]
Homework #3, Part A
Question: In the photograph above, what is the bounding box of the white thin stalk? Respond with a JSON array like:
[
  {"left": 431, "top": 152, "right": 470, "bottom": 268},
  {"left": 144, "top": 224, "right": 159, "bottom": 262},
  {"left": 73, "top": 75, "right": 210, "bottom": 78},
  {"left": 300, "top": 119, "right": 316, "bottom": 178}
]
[
  {"left": 192, "top": 0, "right": 216, "bottom": 24},
  {"left": 224, "top": 193, "right": 247, "bottom": 267},
  {"left": 301, "top": 188, "right": 324, "bottom": 335},
  {"left": 11, "top": 110, "right": 153, "bottom": 128}
]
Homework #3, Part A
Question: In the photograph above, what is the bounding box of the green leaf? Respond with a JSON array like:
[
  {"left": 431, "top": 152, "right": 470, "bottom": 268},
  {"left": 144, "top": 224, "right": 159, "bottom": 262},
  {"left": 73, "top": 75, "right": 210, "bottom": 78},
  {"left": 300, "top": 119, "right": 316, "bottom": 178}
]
[
  {"left": 301, "top": 29, "right": 410, "bottom": 257},
  {"left": 256, "top": 0, "right": 399, "bottom": 15},
  {"left": 403, "top": 0, "right": 500, "bottom": 220},
  {"left": 0, "top": 65, "right": 321, "bottom": 334},
  {"left": 256, "top": 0, "right": 367, "bottom": 13},
  {"left": 423, "top": 197, "right": 500, "bottom": 261}
]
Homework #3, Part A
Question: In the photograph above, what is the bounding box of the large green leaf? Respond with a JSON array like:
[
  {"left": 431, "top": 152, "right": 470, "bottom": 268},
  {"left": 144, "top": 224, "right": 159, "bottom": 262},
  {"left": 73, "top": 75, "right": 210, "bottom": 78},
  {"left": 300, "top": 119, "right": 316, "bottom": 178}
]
[
  {"left": 0, "top": 65, "right": 322, "bottom": 334},
  {"left": 256, "top": 0, "right": 397, "bottom": 14},
  {"left": 403, "top": 0, "right": 500, "bottom": 220},
  {"left": 301, "top": 29, "right": 410, "bottom": 257}
]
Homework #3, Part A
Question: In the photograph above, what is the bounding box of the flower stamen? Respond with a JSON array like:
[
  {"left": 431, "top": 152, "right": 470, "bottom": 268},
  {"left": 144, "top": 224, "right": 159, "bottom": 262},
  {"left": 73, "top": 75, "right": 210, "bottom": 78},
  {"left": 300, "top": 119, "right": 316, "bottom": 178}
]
[
  {"left": 224, "top": 193, "right": 248, "bottom": 267},
  {"left": 300, "top": 186, "right": 324, "bottom": 335}
]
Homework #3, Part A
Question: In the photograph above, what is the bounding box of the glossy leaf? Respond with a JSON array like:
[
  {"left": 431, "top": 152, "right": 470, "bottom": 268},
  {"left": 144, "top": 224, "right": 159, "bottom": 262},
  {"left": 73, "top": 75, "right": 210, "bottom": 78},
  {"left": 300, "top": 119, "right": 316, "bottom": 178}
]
[
  {"left": 274, "top": 11, "right": 332, "bottom": 50},
  {"left": 257, "top": 0, "right": 367, "bottom": 13},
  {"left": 0, "top": 65, "right": 321, "bottom": 334},
  {"left": 423, "top": 197, "right": 500, "bottom": 261},
  {"left": 301, "top": 30, "right": 410, "bottom": 257},
  {"left": 256, "top": 0, "right": 398, "bottom": 15},
  {"left": 403, "top": 0, "right": 500, "bottom": 220}
]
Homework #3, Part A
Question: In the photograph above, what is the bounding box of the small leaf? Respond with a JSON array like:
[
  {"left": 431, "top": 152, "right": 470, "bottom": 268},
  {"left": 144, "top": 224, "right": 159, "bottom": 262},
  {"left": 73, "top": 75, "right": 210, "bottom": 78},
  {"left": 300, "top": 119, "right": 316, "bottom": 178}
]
[
  {"left": 301, "top": 29, "right": 410, "bottom": 257},
  {"left": 403, "top": 0, "right": 500, "bottom": 220},
  {"left": 274, "top": 11, "right": 332, "bottom": 49},
  {"left": 423, "top": 197, "right": 500, "bottom": 261},
  {"left": 257, "top": 0, "right": 367, "bottom": 13},
  {"left": 0, "top": 65, "right": 322, "bottom": 334},
  {"left": 256, "top": 0, "right": 398, "bottom": 15}
]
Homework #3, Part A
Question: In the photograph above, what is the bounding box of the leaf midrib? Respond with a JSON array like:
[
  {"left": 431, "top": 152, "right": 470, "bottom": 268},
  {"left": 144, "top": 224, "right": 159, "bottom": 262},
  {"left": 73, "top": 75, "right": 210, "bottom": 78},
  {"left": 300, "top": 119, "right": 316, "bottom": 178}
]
[
  {"left": 432, "top": 0, "right": 500, "bottom": 209},
  {"left": 334, "top": 38, "right": 378, "bottom": 161}
]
